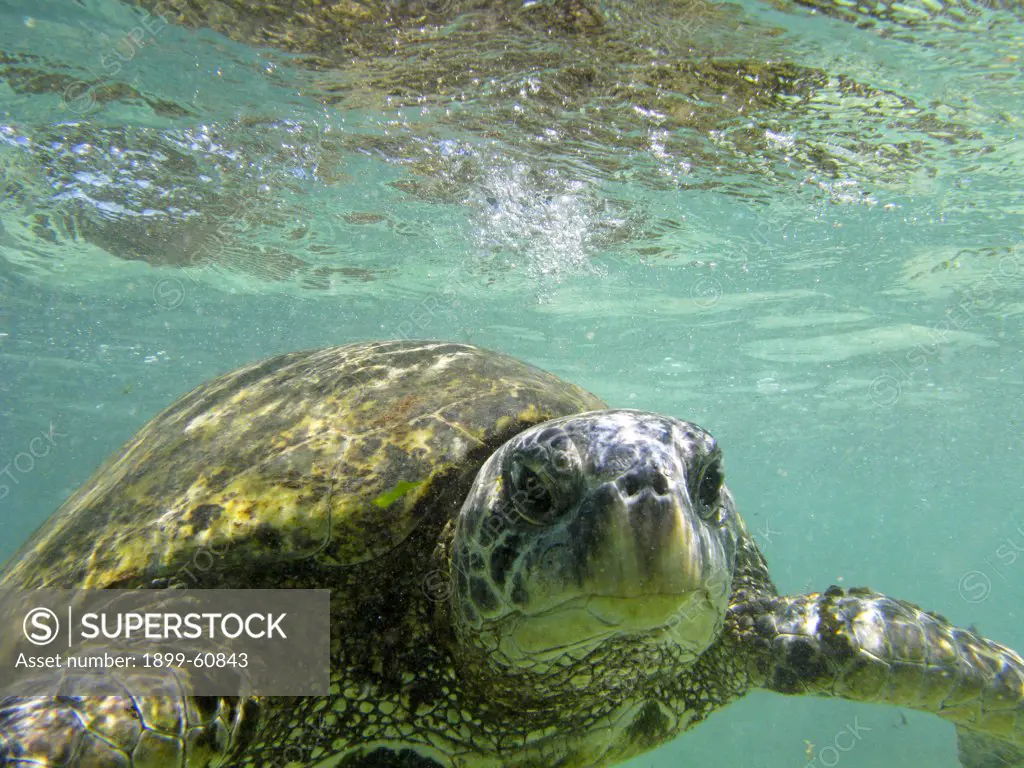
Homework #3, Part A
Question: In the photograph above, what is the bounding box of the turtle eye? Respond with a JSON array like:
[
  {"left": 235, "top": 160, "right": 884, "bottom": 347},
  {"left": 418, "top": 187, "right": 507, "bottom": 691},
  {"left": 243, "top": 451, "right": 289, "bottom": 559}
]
[
  {"left": 693, "top": 459, "right": 723, "bottom": 519},
  {"left": 507, "top": 460, "right": 560, "bottom": 525}
]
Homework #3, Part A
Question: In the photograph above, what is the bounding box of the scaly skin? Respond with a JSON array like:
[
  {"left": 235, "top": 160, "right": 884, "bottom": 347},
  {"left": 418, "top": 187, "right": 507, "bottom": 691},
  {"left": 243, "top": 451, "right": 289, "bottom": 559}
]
[
  {"left": 730, "top": 586, "right": 1024, "bottom": 766},
  {"left": 0, "top": 693, "right": 259, "bottom": 767}
]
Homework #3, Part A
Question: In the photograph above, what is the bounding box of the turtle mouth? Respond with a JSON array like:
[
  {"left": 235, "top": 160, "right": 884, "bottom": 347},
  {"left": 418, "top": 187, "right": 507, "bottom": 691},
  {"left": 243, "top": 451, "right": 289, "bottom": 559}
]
[{"left": 501, "top": 589, "right": 717, "bottom": 661}]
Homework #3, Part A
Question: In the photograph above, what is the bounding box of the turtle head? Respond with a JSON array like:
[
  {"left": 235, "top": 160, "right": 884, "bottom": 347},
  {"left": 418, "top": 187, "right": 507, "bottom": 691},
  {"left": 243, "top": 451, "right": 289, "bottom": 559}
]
[{"left": 448, "top": 409, "right": 740, "bottom": 694}]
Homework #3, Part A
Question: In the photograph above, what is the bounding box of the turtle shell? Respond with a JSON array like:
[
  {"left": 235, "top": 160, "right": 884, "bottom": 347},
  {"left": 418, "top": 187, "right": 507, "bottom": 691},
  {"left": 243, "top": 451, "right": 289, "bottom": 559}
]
[{"left": 0, "top": 340, "right": 606, "bottom": 589}]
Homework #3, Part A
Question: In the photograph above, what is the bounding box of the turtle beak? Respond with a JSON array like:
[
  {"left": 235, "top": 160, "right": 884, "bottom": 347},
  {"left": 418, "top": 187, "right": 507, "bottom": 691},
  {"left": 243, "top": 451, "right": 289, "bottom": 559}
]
[
  {"left": 504, "top": 465, "right": 731, "bottom": 660},
  {"left": 570, "top": 469, "right": 712, "bottom": 602}
]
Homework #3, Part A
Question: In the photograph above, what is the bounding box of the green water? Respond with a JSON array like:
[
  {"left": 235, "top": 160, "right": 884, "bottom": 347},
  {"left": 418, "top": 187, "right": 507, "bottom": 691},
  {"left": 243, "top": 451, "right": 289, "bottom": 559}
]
[{"left": 0, "top": 0, "right": 1022, "bottom": 766}]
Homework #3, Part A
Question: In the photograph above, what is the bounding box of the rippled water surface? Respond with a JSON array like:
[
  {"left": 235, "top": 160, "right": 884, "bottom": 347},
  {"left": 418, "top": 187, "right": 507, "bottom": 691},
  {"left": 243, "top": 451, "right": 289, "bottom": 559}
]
[{"left": 0, "top": 0, "right": 1022, "bottom": 766}]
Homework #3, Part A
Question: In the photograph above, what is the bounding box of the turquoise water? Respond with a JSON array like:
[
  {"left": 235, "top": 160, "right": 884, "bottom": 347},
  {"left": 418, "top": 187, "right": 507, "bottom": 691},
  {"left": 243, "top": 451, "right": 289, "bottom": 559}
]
[{"left": 0, "top": 0, "right": 1022, "bottom": 765}]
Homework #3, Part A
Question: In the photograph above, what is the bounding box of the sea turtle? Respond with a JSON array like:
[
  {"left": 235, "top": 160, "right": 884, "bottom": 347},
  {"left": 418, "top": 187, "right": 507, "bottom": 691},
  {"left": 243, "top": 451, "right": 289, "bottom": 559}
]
[{"left": 0, "top": 339, "right": 1021, "bottom": 768}]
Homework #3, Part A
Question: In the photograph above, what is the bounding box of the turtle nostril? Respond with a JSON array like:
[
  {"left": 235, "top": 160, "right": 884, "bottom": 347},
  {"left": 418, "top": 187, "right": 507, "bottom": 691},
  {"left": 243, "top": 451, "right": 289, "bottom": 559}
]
[
  {"left": 619, "top": 470, "right": 670, "bottom": 498},
  {"left": 621, "top": 473, "right": 643, "bottom": 498}
]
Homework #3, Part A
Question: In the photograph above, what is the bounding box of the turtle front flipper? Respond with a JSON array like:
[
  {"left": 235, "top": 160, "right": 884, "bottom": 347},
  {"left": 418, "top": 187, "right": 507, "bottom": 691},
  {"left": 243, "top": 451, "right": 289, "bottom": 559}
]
[
  {"left": 739, "top": 585, "right": 1024, "bottom": 766},
  {"left": 0, "top": 694, "right": 260, "bottom": 767}
]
